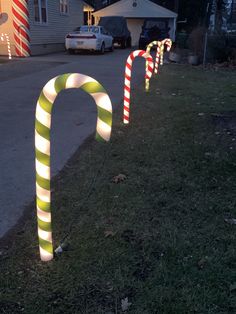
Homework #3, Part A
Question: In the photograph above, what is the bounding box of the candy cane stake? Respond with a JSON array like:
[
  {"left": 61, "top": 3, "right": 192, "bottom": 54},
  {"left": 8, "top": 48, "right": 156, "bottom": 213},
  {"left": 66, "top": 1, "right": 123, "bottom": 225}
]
[
  {"left": 12, "top": 0, "right": 30, "bottom": 57},
  {"left": 146, "top": 41, "right": 162, "bottom": 75},
  {"left": 35, "top": 73, "right": 112, "bottom": 261},
  {"left": 123, "top": 50, "right": 153, "bottom": 125},
  {"left": 0, "top": 33, "right": 12, "bottom": 59},
  {"left": 160, "top": 38, "right": 172, "bottom": 66}
]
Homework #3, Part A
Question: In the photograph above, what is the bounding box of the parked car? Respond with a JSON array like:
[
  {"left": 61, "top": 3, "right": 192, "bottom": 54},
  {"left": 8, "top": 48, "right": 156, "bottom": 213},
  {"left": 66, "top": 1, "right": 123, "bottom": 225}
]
[
  {"left": 65, "top": 25, "right": 114, "bottom": 54},
  {"left": 98, "top": 16, "right": 131, "bottom": 48},
  {"left": 139, "top": 18, "right": 170, "bottom": 49}
]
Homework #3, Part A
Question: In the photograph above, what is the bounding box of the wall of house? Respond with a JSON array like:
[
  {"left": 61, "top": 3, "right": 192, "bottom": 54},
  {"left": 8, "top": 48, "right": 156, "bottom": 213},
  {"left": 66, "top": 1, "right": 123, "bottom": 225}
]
[
  {"left": 29, "top": 0, "right": 84, "bottom": 55},
  {"left": 0, "top": 0, "right": 15, "bottom": 56}
]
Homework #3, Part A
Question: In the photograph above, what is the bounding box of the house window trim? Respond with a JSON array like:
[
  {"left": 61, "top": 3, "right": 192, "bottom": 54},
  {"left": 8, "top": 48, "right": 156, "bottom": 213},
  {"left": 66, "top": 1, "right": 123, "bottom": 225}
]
[
  {"left": 60, "top": 0, "right": 69, "bottom": 16},
  {"left": 34, "top": 0, "right": 49, "bottom": 26}
]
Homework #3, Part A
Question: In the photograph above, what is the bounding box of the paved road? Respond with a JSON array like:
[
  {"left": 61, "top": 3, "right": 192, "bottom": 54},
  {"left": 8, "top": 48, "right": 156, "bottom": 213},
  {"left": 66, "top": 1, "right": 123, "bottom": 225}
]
[{"left": 0, "top": 49, "right": 148, "bottom": 238}]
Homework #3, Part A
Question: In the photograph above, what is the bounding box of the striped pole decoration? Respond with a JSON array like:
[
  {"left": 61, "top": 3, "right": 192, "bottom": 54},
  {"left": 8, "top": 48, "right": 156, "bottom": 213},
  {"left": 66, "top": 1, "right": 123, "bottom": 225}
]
[
  {"left": 146, "top": 41, "right": 162, "bottom": 75},
  {"left": 123, "top": 50, "right": 153, "bottom": 125},
  {"left": 35, "top": 73, "right": 112, "bottom": 261},
  {"left": 12, "top": 0, "right": 30, "bottom": 57},
  {"left": 0, "top": 33, "right": 12, "bottom": 59},
  {"left": 160, "top": 38, "right": 172, "bottom": 66}
]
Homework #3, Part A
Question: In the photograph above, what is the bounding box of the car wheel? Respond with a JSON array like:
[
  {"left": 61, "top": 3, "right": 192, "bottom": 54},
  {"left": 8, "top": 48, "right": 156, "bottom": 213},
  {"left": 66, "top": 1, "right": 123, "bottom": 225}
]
[
  {"left": 100, "top": 42, "right": 105, "bottom": 54},
  {"left": 109, "top": 42, "right": 114, "bottom": 52},
  {"left": 68, "top": 49, "right": 75, "bottom": 54},
  {"left": 121, "top": 39, "right": 126, "bottom": 49},
  {"left": 127, "top": 37, "right": 132, "bottom": 48}
]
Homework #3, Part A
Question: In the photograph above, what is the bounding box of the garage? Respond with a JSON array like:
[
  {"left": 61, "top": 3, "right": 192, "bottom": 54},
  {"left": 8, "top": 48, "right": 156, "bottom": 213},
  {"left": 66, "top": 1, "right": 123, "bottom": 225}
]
[{"left": 93, "top": 0, "right": 177, "bottom": 46}]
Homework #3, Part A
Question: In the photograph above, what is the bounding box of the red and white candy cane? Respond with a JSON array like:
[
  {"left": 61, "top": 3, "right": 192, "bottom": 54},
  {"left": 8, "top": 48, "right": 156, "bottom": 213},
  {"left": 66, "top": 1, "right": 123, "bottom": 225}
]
[
  {"left": 160, "top": 38, "right": 172, "bottom": 66},
  {"left": 12, "top": 0, "right": 30, "bottom": 57},
  {"left": 0, "top": 33, "right": 12, "bottom": 59},
  {"left": 123, "top": 50, "right": 153, "bottom": 124}
]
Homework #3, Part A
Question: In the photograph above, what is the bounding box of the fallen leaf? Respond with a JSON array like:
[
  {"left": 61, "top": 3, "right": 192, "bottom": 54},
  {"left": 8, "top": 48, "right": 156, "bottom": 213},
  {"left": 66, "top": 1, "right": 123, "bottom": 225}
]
[
  {"left": 121, "top": 297, "right": 132, "bottom": 312},
  {"left": 224, "top": 218, "right": 236, "bottom": 225},
  {"left": 112, "top": 174, "right": 127, "bottom": 184},
  {"left": 104, "top": 230, "right": 116, "bottom": 238}
]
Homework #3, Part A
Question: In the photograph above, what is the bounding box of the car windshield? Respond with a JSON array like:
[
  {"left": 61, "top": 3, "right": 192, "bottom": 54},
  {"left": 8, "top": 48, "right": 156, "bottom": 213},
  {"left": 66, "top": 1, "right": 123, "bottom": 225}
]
[
  {"left": 76, "top": 26, "right": 100, "bottom": 33},
  {"left": 145, "top": 21, "right": 166, "bottom": 29}
]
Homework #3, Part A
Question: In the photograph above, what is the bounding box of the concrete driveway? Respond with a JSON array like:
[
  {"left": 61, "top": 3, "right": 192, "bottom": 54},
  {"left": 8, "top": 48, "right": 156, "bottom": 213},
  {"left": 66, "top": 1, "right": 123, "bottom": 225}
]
[{"left": 0, "top": 49, "right": 149, "bottom": 238}]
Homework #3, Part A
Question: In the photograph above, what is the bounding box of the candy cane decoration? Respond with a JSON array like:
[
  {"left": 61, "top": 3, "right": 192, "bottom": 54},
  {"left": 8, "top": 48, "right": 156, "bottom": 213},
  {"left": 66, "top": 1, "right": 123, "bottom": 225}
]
[
  {"left": 12, "top": 0, "right": 30, "bottom": 57},
  {"left": 124, "top": 50, "right": 153, "bottom": 125},
  {"left": 160, "top": 38, "right": 172, "bottom": 66},
  {"left": 0, "top": 33, "right": 12, "bottom": 59},
  {"left": 35, "top": 73, "right": 112, "bottom": 261},
  {"left": 146, "top": 41, "right": 162, "bottom": 76}
]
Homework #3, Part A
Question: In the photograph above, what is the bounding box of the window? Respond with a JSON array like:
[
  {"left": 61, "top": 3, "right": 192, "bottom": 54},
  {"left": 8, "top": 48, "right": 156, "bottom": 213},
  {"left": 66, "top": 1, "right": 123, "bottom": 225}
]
[
  {"left": 60, "top": 0, "right": 69, "bottom": 15},
  {"left": 34, "top": 0, "right": 48, "bottom": 24}
]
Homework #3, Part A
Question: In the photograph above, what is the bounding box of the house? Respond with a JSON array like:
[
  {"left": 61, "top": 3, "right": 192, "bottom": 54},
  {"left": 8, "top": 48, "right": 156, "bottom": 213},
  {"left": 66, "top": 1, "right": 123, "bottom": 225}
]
[
  {"left": 92, "top": 0, "right": 178, "bottom": 46},
  {"left": 0, "top": 0, "right": 94, "bottom": 57}
]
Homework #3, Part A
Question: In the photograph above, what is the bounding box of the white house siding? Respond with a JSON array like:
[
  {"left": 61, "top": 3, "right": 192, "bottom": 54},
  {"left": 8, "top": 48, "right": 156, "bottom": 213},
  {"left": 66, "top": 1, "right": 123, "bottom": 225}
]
[
  {"left": 29, "top": 0, "right": 84, "bottom": 55},
  {"left": 0, "top": 1, "right": 15, "bottom": 56},
  {"left": 126, "top": 19, "right": 144, "bottom": 46}
]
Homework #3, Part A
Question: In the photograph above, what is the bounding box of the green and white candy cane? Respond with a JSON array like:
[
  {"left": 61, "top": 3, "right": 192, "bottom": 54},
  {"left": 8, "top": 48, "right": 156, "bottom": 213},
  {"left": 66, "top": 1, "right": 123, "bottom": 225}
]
[{"left": 35, "top": 73, "right": 112, "bottom": 262}]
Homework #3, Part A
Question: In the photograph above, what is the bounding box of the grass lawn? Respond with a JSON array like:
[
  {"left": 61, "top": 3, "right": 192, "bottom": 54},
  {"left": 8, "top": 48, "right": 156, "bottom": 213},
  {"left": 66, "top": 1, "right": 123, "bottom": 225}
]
[{"left": 1, "top": 64, "right": 236, "bottom": 314}]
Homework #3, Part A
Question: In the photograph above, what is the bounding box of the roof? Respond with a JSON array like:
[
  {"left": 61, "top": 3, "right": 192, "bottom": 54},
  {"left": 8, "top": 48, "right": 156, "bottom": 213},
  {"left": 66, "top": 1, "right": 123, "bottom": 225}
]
[{"left": 93, "top": 0, "right": 177, "bottom": 18}]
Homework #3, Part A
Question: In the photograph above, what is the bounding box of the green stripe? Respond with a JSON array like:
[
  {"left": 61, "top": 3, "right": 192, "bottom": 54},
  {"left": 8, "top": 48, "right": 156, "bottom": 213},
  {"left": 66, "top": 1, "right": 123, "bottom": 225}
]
[
  {"left": 54, "top": 74, "right": 71, "bottom": 93},
  {"left": 36, "top": 148, "right": 50, "bottom": 166},
  {"left": 96, "top": 132, "right": 106, "bottom": 142},
  {"left": 35, "top": 119, "right": 50, "bottom": 141},
  {"left": 38, "top": 91, "right": 53, "bottom": 114},
  {"left": 81, "top": 82, "right": 106, "bottom": 94},
  {"left": 37, "top": 197, "right": 50, "bottom": 212},
  {"left": 36, "top": 173, "right": 50, "bottom": 190},
  {"left": 97, "top": 106, "right": 112, "bottom": 127},
  {"left": 39, "top": 237, "right": 53, "bottom": 254},
  {"left": 38, "top": 218, "right": 52, "bottom": 232}
]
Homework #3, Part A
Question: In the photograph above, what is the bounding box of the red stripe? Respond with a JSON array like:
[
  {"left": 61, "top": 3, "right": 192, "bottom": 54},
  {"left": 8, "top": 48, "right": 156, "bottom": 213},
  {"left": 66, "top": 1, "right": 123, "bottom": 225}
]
[
  {"left": 126, "top": 62, "right": 132, "bottom": 71},
  {"left": 125, "top": 85, "right": 130, "bottom": 93},
  {"left": 14, "top": 34, "right": 30, "bottom": 54},
  {"left": 13, "top": 20, "right": 30, "bottom": 41},
  {"left": 123, "top": 114, "right": 129, "bottom": 120},
  {"left": 15, "top": 46, "right": 22, "bottom": 56},
  {"left": 130, "top": 53, "right": 135, "bottom": 61},
  {"left": 125, "top": 74, "right": 131, "bottom": 80},
  {"left": 124, "top": 106, "right": 130, "bottom": 112},
  {"left": 12, "top": 7, "right": 29, "bottom": 29},
  {"left": 124, "top": 96, "right": 130, "bottom": 102},
  {"left": 13, "top": 0, "right": 29, "bottom": 17}
]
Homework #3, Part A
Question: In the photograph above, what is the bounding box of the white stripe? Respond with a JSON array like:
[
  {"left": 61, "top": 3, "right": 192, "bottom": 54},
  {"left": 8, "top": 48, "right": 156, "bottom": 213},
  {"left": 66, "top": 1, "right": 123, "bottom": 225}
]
[
  {"left": 36, "top": 102, "right": 51, "bottom": 128},
  {"left": 37, "top": 208, "right": 51, "bottom": 223},
  {"left": 36, "top": 159, "right": 50, "bottom": 180},
  {"left": 12, "top": 2, "right": 29, "bottom": 23},
  {"left": 124, "top": 100, "right": 129, "bottom": 106},
  {"left": 125, "top": 78, "right": 130, "bottom": 85},
  {"left": 124, "top": 109, "right": 129, "bottom": 117},
  {"left": 38, "top": 228, "right": 52, "bottom": 242},
  {"left": 39, "top": 247, "right": 53, "bottom": 262},
  {"left": 124, "top": 89, "right": 130, "bottom": 98},
  {"left": 90, "top": 92, "right": 112, "bottom": 113},
  {"left": 36, "top": 183, "right": 50, "bottom": 203},
  {"left": 125, "top": 68, "right": 131, "bottom": 77},
  {"left": 43, "top": 77, "right": 58, "bottom": 104},
  {"left": 65, "top": 73, "right": 96, "bottom": 89},
  {"left": 96, "top": 117, "right": 111, "bottom": 141},
  {"left": 35, "top": 130, "right": 50, "bottom": 155}
]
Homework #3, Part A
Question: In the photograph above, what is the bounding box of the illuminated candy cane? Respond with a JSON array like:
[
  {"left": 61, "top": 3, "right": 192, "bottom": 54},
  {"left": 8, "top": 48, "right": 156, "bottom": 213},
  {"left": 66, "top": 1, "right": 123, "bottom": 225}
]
[
  {"left": 35, "top": 73, "right": 112, "bottom": 261},
  {"left": 160, "top": 38, "right": 172, "bottom": 66},
  {"left": 12, "top": 0, "right": 30, "bottom": 57},
  {"left": 123, "top": 50, "right": 153, "bottom": 125},
  {"left": 0, "top": 33, "right": 12, "bottom": 59},
  {"left": 146, "top": 41, "right": 162, "bottom": 75}
]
